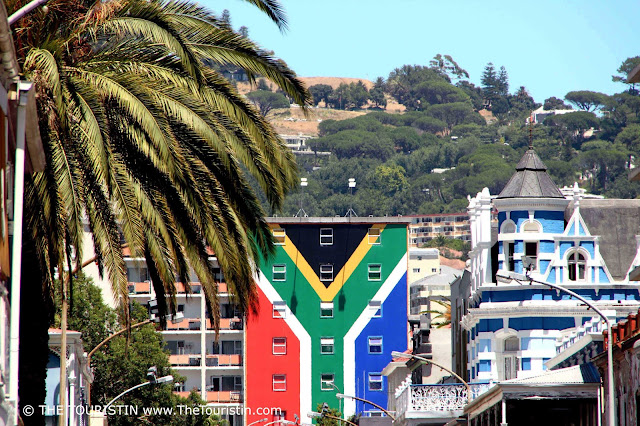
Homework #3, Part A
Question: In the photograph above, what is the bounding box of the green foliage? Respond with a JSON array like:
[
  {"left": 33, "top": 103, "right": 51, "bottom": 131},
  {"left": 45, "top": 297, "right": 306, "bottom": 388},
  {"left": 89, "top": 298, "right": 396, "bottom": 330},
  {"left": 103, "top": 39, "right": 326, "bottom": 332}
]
[
  {"left": 326, "top": 81, "right": 370, "bottom": 110},
  {"left": 544, "top": 96, "right": 572, "bottom": 110},
  {"left": 309, "top": 84, "right": 334, "bottom": 107},
  {"left": 54, "top": 274, "right": 119, "bottom": 351},
  {"left": 612, "top": 56, "right": 640, "bottom": 93},
  {"left": 565, "top": 90, "right": 609, "bottom": 112},
  {"left": 370, "top": 77, "right": 387, "bottom": 109},
  {"left": 314, "top": 403, "right": 342, "bottom": 426},
  {"left": 426, "top": 102, "right": 484, "bottom": 130},
  {"left": 373, "top": 164, "right": 408, "bottom": 196},
  {"left": 385, "top": 65, "right": 447, "bottom": 110},
  {"left": 246, "top": 90, "right": 290, "bottom": 116},
  {"left": 429, "top": 54, "right": 469, "bottom": 81}
]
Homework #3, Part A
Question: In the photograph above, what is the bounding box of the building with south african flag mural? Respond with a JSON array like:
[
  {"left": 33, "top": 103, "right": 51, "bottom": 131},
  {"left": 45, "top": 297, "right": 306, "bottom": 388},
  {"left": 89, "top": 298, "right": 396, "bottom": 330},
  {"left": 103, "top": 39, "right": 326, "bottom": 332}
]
[{"left": 245, "top": 217, "right": 410, "bottom": 422}]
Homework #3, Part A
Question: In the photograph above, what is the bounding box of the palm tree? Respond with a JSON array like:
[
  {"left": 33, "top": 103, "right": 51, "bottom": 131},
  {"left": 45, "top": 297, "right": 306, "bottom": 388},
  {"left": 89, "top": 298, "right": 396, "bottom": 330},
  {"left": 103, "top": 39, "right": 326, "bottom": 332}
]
[
  {"left": 10, "top": 0, "right": 310, "bottom": 420},
  {"left": 421, "top": 298, "right": 451, "bottom": 328}
]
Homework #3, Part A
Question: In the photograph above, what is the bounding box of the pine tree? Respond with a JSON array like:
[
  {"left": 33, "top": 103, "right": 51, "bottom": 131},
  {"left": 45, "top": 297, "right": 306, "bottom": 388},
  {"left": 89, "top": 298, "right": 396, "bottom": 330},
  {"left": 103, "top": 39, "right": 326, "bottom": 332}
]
[
  {"left": 481, "top": 62, "right": 499, "bottom": 101},
  {"left": 498, "top": 66, "right": 509, "bottom": 96}
]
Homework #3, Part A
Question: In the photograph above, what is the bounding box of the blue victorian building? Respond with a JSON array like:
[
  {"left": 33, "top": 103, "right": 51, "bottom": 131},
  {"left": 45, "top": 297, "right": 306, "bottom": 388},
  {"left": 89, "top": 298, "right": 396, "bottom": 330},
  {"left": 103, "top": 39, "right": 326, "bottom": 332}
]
[{"left": 460, "top": 147, "right": 640, "bottom": 383}]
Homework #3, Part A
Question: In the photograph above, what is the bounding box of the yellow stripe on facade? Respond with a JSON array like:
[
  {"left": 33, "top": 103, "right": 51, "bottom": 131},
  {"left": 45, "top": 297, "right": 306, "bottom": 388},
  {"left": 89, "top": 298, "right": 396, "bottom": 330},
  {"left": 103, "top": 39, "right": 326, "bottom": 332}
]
[{"left": 274, "top": 223, "right": 386, "bottom": 301}]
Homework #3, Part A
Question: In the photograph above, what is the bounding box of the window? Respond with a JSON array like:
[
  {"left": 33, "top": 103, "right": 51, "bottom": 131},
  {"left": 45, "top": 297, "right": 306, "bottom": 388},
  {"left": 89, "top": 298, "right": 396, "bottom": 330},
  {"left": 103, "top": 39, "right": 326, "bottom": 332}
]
[
  {"left": 368, "top": 264, "right": 382, "bottom": 281},
  {"left": 321, "top": 373, "right": 335, "bottom": 391},
  {"left": 368, "top": 337, "right": 383, "bottom": 354},
  {"left": 524, "top": 242, "right": 538, "bottom": 271},
  {"left": 506, "top": 242, "right": 515, "bottom": 271},
  {"left": 412, "top": 268, "right": 420, "bottom": 273},
  {"left": 320, "top": 228, "right": 333, "bottom": 246},
  {"left": 369, "top": 300, "right": 382, "bottom": 318},
  {"left": 501, "top": 220, "right": 516, "bottom": 234},
  {"left": 368, "top": 228, "right": 381, "bottom": 245},
  {"left": 320, "top": 302, "right": 334, "bottom": 318},
  {"left": 273, "top": 228, "right": 286, "bottom": 245},
  {"left": 273, "top": 337, "right": 287, "bottom": 355},
  {"left": 273, "top": 301, "right": 287, "bottom": 318},
  {"left": 568, "top": 251, "right": 586, "bottom": 281},
  {"left": 272, "top": 264, "right": 286, "bottom": 281},
  {"left": 522, "top": 221, "right": 540, "bottom": 233},
  {"left": 272, "top": 374, "right": 286, "bottom": 391},
  {"left": 432, "top": 268, "right": 438, "bottom": 273},
  {"left": 320, "top": 264, "right": 334, "bottom": 281},
  {"left": 321, "top": 337, "right": 334, "bottom": 354},
  {"left": 504, "top": 336, "right": 519, "bottom": 352},
  {"left": 368, "top": 373, "right": 383, "bottom": 391}
]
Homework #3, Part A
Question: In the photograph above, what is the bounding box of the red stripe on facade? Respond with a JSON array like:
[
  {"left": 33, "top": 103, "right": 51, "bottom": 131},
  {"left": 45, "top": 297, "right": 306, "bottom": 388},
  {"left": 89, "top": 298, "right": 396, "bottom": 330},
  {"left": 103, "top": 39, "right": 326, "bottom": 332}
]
[{"left": 246, "top": 287, "right": 300, "bottom": 423}]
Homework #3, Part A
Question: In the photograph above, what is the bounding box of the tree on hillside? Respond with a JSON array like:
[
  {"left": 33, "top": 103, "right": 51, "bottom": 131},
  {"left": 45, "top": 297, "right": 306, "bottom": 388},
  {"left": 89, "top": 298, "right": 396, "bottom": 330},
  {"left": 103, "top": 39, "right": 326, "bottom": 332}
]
[
  {"left": 544, "top": 97, "right": 572, "bottom": 110},
  {"left": 247, "top": 90, "right": 290, "bottom": 116},
  {"left": 481, "top": 62, "right": 500, "bottom": 101},
  {"left": 497, "top": 66, "right": 509, "bottom": 96},
  {"left": 370, "top": 77, "right": 387, "bottom": 109},
  {"left": 415, "top": 80, "right": 469, "bottom": 106},
  {"left": 412, "top": 116, "right": 447, "bottom": 134},
  {"left": 456, "top": 80, "right": 484, "bottom": 110},
  {"left": 565, "top": 90, "right": 609, "bottom": 112},
  {"left": 429, "top": 54, "right": 469, "bottom": 81},
  {"left": 309, "top": 84, "right": 334, "bottom": 107},
  {"left": 239, "top": 25, "right": 249, "bottom": 38},
  {"left": 544, "top": 111, "right": 600, "bottom": 148},
  {"left": 385, "top": 65, "right": 447, "bottom": 110},
  {"left": 612, "top": 56, "right": 640, "bottom": 94},
  {"left": 220, "top": 9, "right": 231, "bottom": 28},
  {"left": 426, "top": 102, "right": 484, "bottom": 131}
]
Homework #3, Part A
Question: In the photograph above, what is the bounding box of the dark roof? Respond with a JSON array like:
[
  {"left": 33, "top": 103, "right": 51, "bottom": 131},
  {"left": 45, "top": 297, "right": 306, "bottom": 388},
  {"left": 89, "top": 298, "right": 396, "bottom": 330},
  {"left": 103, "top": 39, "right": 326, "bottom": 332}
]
[
  {"left": 567, "top": 199, "right": 640, "bottom": 280},
  {"left": 497, "top": 150, "right": 564, "bottom": 199}
]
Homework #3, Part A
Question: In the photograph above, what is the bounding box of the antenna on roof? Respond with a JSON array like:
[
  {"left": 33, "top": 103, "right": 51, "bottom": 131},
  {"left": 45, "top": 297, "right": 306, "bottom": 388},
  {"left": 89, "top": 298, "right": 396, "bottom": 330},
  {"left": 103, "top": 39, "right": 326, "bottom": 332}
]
[
  {"left": 295, "top": 178, "right": 308, "bottom": 217},
  {"left": 345, "top": 178, "right": 357, "bottom": 217},
  {"left": 529, "top": 111, "right": 534, "bottom": 150}
]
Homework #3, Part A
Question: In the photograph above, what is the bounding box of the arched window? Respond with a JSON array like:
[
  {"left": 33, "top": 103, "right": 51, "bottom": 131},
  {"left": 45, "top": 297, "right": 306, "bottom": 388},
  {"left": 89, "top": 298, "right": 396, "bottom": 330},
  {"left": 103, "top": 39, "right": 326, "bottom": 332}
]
[
  {"left": 501, "top": 220, "right": 516, "bottom": 234},
  {"left": 504, "top": 336, "right": 519, "bottom": 352},
  {"left": 522, "top": 221, "right": 541, "bottom": 233},
  {"left": 568, "top": 251, "right": 587, "bottom": 281}
]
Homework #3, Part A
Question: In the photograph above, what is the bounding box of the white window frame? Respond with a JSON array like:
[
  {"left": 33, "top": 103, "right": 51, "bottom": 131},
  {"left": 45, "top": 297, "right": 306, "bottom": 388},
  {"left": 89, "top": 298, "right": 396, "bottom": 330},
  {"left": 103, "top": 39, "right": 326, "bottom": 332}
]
[
  {"left": 320, "top": 302, "right": 334, "bottom": 318},
  {"left": 272, "top": 337, "right": 287, "bottom": 355},
  {"left": 272, "top": 374, "right": 287, "bottom": 391},
  {"left": 321, "top": 373, "right": 335, "bottom": 391},
  {"left": 567, "top": 250, "right": 587, "bottom": 281},
  {"left": 272, "top": 264, "right": 286, "bottom": 281},
  {"left": 368, "top": 264, "right": 382, "bottom": 281},
  {"left": 320, "top": 228, "right": 334, "bottom": 246},
  {"left": 369, "top": 300, "right": 382, "bottom": 318},
  {"left": 368, "top": 228, "right": 381, "bottom": 245},
  {"left": 368, "top": 373, "right": 383, "bottom": 391},
  {"left": 273, "top": 228, "right": 286, "bottom": 245},
  {"left": 524, "top": 241, "right": 538, "bottom": 271},
  {"left": 320, "top": 264, "right": 334, "bottom": 282},
  {"left": 273, "top": 301, "right": 287, "bottom": 319},
  {"left": 368, "top": 336, "right": 383, "bottom": 354},
  {"left": 320, "top": 337, "right": 334, "bottom": 354}
]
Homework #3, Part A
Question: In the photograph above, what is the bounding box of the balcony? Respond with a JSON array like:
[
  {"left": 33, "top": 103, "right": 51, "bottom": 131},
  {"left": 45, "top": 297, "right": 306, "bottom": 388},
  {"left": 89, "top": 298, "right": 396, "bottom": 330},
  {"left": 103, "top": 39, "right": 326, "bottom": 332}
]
[
  {"left": 128, "top": 282, "right": 151, "bottom": 295},
  {"left": 205, "top": 354, "right": 243, "bottom": 367},
  {"left": 206, "top": 318, "right": 243, "bottom": 331},
  {"left": 395, "top": 383, "right": 491, "bottom": 425},
  {"left": 206, "top": 390, "right": 242, "bottom": 403}
]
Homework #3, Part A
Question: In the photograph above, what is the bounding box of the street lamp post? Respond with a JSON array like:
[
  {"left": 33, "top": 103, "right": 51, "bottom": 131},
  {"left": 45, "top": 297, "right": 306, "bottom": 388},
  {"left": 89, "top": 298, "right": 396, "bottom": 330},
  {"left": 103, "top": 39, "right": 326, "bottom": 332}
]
[
  {"left": 391, "top": 351, "right": 472, "bottom": 397},
  {"left": 103, "top": 367, "right": 172, "bottom": 411},
  {"left": 335, "top": 393, "right": 395, "bottom": 421},
  {"left": 248, "top": 418, "right": 269, "bottom": 426},
  {"left": 263, "top": 420, "right": 296, "bottom": 426},
  {"left": 496, "top": 271, "right": 615, "bottom": 426}
]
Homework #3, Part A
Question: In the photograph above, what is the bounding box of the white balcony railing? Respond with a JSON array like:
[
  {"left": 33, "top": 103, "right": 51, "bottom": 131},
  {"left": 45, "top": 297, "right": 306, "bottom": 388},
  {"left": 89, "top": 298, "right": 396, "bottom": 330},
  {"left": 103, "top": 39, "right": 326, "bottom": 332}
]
[{"left": 396, "top": 383, "right": 491, "bottom": 418}]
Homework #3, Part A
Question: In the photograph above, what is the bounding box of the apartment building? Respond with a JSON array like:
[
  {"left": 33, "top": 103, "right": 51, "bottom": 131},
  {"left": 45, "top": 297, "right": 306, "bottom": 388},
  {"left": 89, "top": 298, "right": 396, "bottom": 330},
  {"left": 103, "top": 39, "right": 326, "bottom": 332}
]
[
  {"left": 408, "top": 213, "right": 472, "bottom": 247},
  {"left": 245, "top": 217, "right": 410, "bottom": 423},
  {"left": 125, "top": 253, "right": 244, "bottom": 426}
]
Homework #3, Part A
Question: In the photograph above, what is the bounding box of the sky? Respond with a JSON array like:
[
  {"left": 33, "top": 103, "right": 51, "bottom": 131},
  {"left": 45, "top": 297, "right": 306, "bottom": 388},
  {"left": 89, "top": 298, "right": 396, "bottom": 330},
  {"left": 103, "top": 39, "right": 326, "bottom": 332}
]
[{"left": 201, "top": 0, "right": 639, "bottom": 103}]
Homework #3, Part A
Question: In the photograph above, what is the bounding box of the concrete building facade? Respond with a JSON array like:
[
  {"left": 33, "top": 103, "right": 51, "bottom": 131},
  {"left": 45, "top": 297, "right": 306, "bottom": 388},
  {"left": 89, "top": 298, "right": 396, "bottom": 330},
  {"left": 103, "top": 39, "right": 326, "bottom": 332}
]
[{"left": 245, "top": 217, "right": 410, "bottom": 423}]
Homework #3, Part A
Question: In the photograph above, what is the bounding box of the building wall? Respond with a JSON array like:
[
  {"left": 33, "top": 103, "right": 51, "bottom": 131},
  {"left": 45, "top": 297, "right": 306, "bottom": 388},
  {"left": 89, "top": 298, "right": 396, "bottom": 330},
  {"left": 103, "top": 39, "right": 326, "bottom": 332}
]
[
  {"left": 462, "top": 188, "right": 640, "bottom": 384},
  {"left": 247, "top": 220, "right": 409, "bottom": 419}
]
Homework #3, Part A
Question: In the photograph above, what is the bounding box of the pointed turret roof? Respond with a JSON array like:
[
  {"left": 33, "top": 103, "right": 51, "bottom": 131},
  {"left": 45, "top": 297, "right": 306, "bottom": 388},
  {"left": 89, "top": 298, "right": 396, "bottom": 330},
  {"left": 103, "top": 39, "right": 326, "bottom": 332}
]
[{"left": 497, "top": 149, "right": 564, "bottom": 199}]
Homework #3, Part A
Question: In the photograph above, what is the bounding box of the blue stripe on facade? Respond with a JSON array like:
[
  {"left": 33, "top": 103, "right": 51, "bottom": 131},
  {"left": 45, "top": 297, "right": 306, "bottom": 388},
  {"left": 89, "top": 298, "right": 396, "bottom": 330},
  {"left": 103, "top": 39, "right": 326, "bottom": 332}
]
[
  {"left": 580, "top": 242, "right": 594, "bottom": 257},
  {"left": 478, "top": 318, "right": 503, "bottom": 332},
  {"left": 534, "top": 211, "right": 565, "bottom": 233},
  {"left": 559, "top": 242, "right": 572, "bottom": 258},
  {"left": 354, "top": 272, "right": 407, "bottom": 413},
  {"left": 540, "top": 241, "right": 554, "bottom": 253},
  {"left": 599, "top": 267, "right": 609, "bottom": 283},
  {"left": 483, "top": 289, "right": 640, "bottom": 303},
  {"left": 508, "top": 317, "right": 575, "bottom": 330}
]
